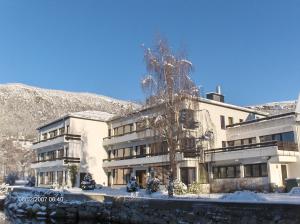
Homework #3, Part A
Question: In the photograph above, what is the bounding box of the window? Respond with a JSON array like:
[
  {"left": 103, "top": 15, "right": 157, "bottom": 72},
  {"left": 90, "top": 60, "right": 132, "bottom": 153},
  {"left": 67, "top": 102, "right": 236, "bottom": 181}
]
[
  {"left": 57, "top": 171, "right": 63, "bottom": 185},
  {"left": 113, "top": 168, "right": 132, "bottom": 185},
  {"left": 222, "top": 141, "right": 227, "bottom": 148},
  {"left": 123, "top": 147, "right": 132, "bottom": 158},
  {"left": 228, "top": 117, "right": 234, "bottom": 126},
  {"left": 124, "top": 124, "right": 133, "bottom": 134},
  {"left": 180, "top": 109, "right": 197, "bottom": 129},
  {"left": 58, "top": 149, "right": 64, "bottom": 158},
  {"left": 244, "top": 163, "right": 268, "bottom": 177},
  {"left": 227, "top": 141, "right": 234, "bottom": 147},
  {"left": 59, "top": 127, "right": 65, "bottom": 135},
  {"left": 66, "top": 125, "right": 70, "bottom": 134},
  {"left": 213, "top": 165, "right": 240, "bottom": 179},
  {"left": 181, "top": 138, "right": 196, "bottom": 150},
  {"left": 220, "top": 115, "right": 225, "bottom": 129},
  {"left": 136, "top": 145, "right": 146, "bottom": 156},
  {"left": 42, "top": 133, "right": 47, "bottom": 140},
  {"left": 260, "top": 132, "right": 295, "bottom": 143},
  {"left": 108, "top": 129, "right": 111, "bottom": 137},
  {"left": 136, "top": 120, "right": 147, "bottom": 131}
]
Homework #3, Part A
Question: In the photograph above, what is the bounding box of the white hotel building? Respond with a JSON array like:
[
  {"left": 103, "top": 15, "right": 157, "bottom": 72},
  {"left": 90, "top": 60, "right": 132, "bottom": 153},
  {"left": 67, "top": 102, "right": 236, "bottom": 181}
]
[{"left": 31, "top": 91, "right": 300, "bottom": 192}]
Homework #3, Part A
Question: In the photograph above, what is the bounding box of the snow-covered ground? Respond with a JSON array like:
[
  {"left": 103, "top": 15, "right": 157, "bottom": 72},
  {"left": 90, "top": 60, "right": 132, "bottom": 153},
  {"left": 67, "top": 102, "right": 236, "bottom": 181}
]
[{"left": 8, "top": 186, "right": 300, "bottom": 204}]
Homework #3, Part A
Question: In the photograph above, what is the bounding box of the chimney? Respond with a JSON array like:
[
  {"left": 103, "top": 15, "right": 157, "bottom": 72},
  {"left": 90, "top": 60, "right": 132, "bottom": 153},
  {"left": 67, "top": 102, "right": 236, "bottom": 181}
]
[{"left": 206, "top": 85, "right": 225, "bottom": 102}]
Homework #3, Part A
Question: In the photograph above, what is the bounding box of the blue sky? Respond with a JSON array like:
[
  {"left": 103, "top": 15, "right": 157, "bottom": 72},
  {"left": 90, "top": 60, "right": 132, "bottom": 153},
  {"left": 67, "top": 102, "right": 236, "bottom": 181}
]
[{"left": 0, "top": 1, "right": 299, "bottom": 105}]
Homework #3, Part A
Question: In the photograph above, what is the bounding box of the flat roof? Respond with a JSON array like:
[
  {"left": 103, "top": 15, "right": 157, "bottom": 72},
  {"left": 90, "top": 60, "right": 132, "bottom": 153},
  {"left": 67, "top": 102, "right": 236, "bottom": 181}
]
[
  {"left": 107, "top": 97, "right": 269, "bottom": 122},
  {"left": 226, "top": 112, "right": 296, "bottom": 128},
  {"left": 37, "top": 111, "right": 114, "bottom": 130}
]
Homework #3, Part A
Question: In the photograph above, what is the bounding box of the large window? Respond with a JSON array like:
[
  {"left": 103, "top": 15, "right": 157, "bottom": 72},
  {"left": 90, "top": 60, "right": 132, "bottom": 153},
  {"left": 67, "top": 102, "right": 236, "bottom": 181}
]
[
  {"left": 113, "top": 168, "right": 132, "bottom": 185},
  {"left": 244, "top": 163, "right": 268, "bottom": 177},
  {"left": 136, "top": 145, "right": 146, "bottom": 156},
  {"left": 213, "top": 165, "right": 240, "bottom": 179},
  {"left": 228, "top": 117, "right": 234, "bottom": 126},
  {"left": 220, "top": 115, "right": 225, "bottom": 130},
  {"left": 181, "top": 138, "right": 196, "bottom": 150},
  {"left": 260, "top": 132, "right": 294, "bottom": 143},
  {"left": 180, "top": 167, "right": 196, "bottom": 186}
]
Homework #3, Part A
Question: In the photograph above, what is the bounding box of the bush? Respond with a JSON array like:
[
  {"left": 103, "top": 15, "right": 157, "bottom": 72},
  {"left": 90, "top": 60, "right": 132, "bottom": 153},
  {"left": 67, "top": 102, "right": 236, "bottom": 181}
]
[
  {"left": 80, "top": 173, "right": 96, "bottom": 190},
  {"left": 167, "top": 179, "right": 187, "bottom": 196},
  {"left": 146, "top": 176, "right": 161, "bottom": 194},
  {"left": 188, "top": 182, "right": 203, "bottom": 194},
  {"left": 5, "top": 172, "right": 18, "bottom": 186},
  {"left": 127, "top": 177, "right": 139, "bottom": 192}
]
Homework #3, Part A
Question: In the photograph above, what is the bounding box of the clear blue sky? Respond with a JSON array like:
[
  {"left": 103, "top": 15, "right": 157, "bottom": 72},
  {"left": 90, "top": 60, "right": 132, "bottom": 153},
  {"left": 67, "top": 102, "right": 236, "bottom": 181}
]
[{"left": 0, "top": 0, "right": 299, "bottom": 105}]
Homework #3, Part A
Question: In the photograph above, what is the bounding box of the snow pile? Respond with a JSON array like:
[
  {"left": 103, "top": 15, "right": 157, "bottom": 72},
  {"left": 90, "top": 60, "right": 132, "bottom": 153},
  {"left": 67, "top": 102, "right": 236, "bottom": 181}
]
[
  {"left": 289, "top": 187, "right": 300, "bottom": 196},
  {"left": 220, "top": 191, "right": 266, "bottom": 202}
]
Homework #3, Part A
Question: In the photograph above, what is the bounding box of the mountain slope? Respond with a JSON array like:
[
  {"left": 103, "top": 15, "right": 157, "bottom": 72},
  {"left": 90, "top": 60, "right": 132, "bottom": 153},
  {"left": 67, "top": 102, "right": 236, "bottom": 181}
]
[
  {"left": 247, "top": 100, "right": 297, "bottom": 115},
  {"left": 0, "top": 83, "right": 138, "bottom": 139}
]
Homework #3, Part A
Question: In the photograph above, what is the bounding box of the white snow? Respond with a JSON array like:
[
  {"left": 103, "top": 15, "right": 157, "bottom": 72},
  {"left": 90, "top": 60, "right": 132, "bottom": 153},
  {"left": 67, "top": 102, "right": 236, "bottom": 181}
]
[
  {"left": 9, "top": 186, "right": 300, "bottom": 204},
  {"left": 220, "top": 191, "right": 266, "bottom": 202}
]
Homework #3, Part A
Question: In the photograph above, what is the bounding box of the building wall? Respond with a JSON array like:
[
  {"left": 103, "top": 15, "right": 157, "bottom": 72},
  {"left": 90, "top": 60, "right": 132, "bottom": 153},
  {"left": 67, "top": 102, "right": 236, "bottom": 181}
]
[{"left": 69, "top": 118, "right": 108, "bottom": 186}]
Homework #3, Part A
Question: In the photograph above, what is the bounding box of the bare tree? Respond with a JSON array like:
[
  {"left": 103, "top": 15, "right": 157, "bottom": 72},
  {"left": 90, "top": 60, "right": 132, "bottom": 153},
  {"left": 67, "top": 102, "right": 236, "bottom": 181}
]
[{"left": 141, "top": 38, "right": 200, "bottom": 195}]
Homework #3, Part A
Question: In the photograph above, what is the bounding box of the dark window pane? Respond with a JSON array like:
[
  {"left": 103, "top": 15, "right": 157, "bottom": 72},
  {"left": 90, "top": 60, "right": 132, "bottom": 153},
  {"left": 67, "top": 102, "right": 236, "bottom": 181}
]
[
  {"left": 244, "top": 165, "right": 252, "bottom": 177},
  {"left": 281, "top": 132, "right": 294, "bottom": 142}
]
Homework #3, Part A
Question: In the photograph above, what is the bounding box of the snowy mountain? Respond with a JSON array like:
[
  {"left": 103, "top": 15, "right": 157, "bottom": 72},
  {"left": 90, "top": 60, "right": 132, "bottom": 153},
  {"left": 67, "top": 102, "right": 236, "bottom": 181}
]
[
  {"left": 247, "top": 100, "right": 297, "bottom": 115},
  {"left": 0, "top": 83, "right": 139, "bottom": 139}
]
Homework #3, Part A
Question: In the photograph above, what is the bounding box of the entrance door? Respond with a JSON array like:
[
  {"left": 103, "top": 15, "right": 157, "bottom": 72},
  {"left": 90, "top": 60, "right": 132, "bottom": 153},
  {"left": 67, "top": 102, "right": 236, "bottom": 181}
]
[
  {"left": 136, "top": 170, "right": 147, "bottom": 188},
  {"left": 281, "top": 165, "right": 287, "bottom": 185},
  {"left": 180, "top": 167, "right": 196, "bottom": 186}
]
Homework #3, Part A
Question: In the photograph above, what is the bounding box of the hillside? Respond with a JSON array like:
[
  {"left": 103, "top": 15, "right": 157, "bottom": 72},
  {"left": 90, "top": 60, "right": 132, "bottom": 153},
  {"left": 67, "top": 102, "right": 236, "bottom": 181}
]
[
  {"left": 0, "top": 83, "right": 138, "bottom": 139},
  {"left": 247, "top": 100, "right": 297, "bottom": 115}
]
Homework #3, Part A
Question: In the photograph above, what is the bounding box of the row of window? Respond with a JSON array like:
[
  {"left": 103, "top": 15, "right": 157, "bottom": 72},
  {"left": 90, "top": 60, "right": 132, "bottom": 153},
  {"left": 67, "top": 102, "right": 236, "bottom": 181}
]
[
  {"left": 38, "top": 147, "right": 68, "bottom": 161},
  {"left": 260, "top": 131, "right": 294, "bottom": 143},
  {"left": 220, "top": 116, "right": 244, "bottom": 130},
  {"left": 39, "top": 171, "right": 66, "bottom": 185},
  {"left": 213, "top": 163, "right": 268, "bottom": 179},
  {"left": 108, "top": 142, "right": 169, "bottom": 159},
  {"left": 223, "top": 131, "right": 295, "bottom": 148},
  {"left": 41, "top": 126, "right": 68, "bottom": 141}
]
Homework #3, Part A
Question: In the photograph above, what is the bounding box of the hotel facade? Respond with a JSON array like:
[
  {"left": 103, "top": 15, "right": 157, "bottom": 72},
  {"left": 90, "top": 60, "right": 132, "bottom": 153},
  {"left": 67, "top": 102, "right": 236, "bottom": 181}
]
[{"left": 31, "top": 91, "right": 300, "bottom": 192}]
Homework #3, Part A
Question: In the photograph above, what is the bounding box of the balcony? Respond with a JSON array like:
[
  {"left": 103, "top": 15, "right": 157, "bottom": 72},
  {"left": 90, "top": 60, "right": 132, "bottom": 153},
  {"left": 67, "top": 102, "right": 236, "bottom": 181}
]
[
  {"left": 32, "top": 134, "right": 81, "bottom": 150},
  {"left": 103, "top": 128, "right": 154, "bottom": 146},
  {"left": 102, "top": 152, "right": 183, "bottom": 168},
  {"left": 31, "top": 157, "right": 80, "bottom": 169},
  {"left": 204, "top": 141, "right": 299, "bottom": 163}
]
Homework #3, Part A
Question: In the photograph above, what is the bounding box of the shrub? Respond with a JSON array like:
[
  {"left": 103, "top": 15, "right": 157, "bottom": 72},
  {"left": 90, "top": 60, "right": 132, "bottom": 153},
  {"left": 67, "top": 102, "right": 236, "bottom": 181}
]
[
  {"left": 173, "top": 179, "right": 187, "bottom": 195},
  {"left": 127, "top": 177, "right": 139, "bottom": 192},
  {"left": 146, "top": 176, "right": 161, "bottom": 194}
]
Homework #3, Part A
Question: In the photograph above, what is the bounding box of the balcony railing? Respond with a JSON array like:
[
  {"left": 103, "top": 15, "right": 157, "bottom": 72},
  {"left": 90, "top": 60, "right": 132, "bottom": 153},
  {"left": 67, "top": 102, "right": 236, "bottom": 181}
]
[
  {"left": 103, "top": 151, "right": 169, "bottom": 162},
  {"left": 204, "top": 141, "right": 298, "bottom": 154},
  {"left": 33, "top": 134, "right": 81, "bottom": 145},
  {"left": 103, "top": 128, "right": 151, "bottom": 140},
  {"left": 32, "top": 157, "right": 80, "bottom": 164}
]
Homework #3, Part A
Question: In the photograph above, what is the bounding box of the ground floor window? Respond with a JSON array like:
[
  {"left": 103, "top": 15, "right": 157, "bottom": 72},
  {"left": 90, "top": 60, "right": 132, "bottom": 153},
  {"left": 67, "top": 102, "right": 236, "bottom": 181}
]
[
  {"left": 39, "top": 172, "right": 45, "bottom": 185},
  {"left": 57, "top": 171, "right": 63, "bottom": 185},
  {"left": 213, "top": 165, "right": 240, "bottom": 179},
  {"left": 244, "top": 163, "right": 268, "bottom": 177},
  {"left": 151, "top": 165, "right": 170, "bottom": 185},
  {"left": 113, "top": 168, "right": 132, "bottom": 185},
  {"left": 180, "top": 167, "right": 196, "bottom": 186}
]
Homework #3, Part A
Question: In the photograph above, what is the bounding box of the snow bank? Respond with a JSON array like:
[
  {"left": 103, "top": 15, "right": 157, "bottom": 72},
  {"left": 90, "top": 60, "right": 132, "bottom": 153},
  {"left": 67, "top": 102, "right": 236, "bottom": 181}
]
[{"left": 220, "top": 191, "right": 266, "bottom": 202}]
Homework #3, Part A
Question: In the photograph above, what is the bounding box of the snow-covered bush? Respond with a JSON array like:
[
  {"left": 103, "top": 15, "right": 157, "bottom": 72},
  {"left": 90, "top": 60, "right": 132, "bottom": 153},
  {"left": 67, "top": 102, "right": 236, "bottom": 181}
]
[
  {"left": 188, "top": 182, "right": 201, "bottom": 194},
  {"left": 146, "top": 176, "right": 161, "bottom": 194},
  {"left": 80, "top": 173, "right": 96, "bottom": 190},
  {"left": 5, "top": 172, "right": 18, "bottom": 186},
  {"left": 126, "top": 177, "right": 139, "bottom": 192},
  {"left": 168, "top": 179, "right": 187, "bottom": 196}
]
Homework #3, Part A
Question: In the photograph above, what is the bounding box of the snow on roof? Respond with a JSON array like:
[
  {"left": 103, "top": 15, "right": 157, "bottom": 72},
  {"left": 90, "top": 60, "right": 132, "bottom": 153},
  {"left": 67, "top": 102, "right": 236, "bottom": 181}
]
[{"left": 68, "top": 110, "right": 115, "bottom": 122}]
